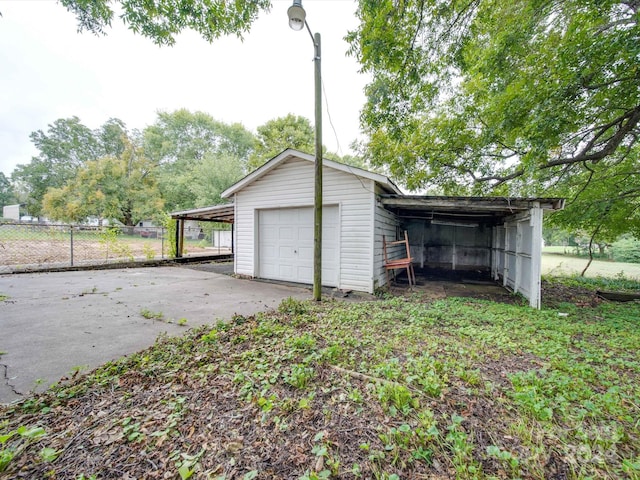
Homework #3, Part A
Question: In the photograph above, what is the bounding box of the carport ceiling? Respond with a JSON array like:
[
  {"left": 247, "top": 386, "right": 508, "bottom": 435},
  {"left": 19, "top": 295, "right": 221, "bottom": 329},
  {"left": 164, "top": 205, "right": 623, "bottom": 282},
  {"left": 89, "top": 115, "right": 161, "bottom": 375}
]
[
  {"left": 171, "top": 204, "right": 234, "bottom": 223},
  {"left": 380, "top": 195, "right": 565, "bottom": 224}
]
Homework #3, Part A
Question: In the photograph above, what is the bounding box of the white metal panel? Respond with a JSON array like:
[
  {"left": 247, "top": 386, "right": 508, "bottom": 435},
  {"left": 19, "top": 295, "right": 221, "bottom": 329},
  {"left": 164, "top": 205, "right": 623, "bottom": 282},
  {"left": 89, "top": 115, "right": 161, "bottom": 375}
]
[{"left": 499, "top": 204, "right": 544, "bottom": 308}]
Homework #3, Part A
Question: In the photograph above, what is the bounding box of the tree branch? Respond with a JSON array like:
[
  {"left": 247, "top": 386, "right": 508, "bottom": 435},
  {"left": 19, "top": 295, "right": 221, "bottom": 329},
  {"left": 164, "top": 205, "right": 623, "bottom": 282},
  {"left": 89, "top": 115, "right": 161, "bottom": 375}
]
[
  {"left": 542, "top": 105, "right": 640, "bottom": 169},
  {"left": 475, "top": 168, "right": 525, "bottom": 186}
]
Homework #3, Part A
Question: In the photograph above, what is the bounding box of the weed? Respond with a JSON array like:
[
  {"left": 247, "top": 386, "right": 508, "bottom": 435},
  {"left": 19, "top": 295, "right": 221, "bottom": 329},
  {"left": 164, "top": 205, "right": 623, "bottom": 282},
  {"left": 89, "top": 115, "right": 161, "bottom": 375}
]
[
  {"left": 140, "top": 309, "right": 164, "bottom": 320},
  {"left": 0, "top": 425, "right": 47, "bottom": 472},
  {"left": 284, "top": 364, "right": 315, "bottom": 389},
  {"left": 99, "top": 227, "right": 134, "bottom": 261},
  {"left": 487, "top": 445, "right": 520, "bottom": 474},
  {"left": 279, "top": 297, "right": 308, "bottom": 316},
  {"left": 377, "top": 383, "right": 417, "bottom": 415},
  {"left": 142, "top": 242, "right": 156, "bottom": 260},
  {"left": 445, "top": 414, "right": 481, "bottom": 476},
  {"left": 121, "top": 416, "right": 144, "bottom": 443}
]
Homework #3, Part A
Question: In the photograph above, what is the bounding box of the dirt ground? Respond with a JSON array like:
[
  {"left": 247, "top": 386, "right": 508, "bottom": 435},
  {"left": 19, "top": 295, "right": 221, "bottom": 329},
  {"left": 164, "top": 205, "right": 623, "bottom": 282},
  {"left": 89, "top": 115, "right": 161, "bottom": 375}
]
[
  {"left": 0, "top": 239, "right": 217, "bottom": 273},
  {"left": 388, "top": 273, "right": 603, "bottom": 309}
]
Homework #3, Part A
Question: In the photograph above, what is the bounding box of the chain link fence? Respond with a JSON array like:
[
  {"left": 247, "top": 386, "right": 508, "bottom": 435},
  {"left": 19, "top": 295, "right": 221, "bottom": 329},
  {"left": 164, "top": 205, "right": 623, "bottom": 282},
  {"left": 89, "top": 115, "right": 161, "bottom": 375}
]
[{"left": 0, "top": 223, "right": 228, "bottom": 274}]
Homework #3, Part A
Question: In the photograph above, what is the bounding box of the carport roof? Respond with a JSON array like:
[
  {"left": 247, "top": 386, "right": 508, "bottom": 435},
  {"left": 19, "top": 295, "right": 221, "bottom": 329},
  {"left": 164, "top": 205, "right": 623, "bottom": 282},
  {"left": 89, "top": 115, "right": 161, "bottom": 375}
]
[
  {"left": 171, "top": 204, "right": 234, "bottom": 223},
  {"left": 381, "top": 195, "right": 565, "bottom": 223}
]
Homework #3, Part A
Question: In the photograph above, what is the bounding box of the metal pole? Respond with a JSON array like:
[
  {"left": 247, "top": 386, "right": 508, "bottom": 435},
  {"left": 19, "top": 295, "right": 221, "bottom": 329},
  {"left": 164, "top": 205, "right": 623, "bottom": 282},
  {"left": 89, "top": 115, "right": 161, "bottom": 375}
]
[
  {"left": 312, "top": 31, "right": 322, "bottom": 301},
  {"left": 70, "top": 225, "right": 74, "bottom": 266}
]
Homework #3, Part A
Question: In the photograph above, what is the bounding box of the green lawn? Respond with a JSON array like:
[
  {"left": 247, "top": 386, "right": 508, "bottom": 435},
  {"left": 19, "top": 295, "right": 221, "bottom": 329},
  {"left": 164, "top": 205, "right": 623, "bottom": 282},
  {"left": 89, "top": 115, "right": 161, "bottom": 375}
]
[
  {"left": 1, "top": 279, "right": 639, "bottom": 479},
  {"left": 542, "top": 251, "right": 640, "bottom": 279}
]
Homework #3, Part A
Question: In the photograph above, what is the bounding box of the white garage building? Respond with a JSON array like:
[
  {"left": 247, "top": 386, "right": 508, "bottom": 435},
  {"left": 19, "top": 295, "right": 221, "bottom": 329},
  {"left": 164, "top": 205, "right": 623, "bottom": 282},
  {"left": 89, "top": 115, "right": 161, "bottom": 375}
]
[{"left": 177, "top": 149, "right": 563, "bottom": 308}]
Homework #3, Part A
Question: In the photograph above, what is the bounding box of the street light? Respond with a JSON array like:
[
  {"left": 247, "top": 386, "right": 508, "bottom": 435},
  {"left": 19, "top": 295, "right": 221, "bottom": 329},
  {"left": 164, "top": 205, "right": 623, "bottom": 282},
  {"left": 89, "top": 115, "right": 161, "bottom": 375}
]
[{"left": 288, "top": 0, "right": 323, "bottom": 301}]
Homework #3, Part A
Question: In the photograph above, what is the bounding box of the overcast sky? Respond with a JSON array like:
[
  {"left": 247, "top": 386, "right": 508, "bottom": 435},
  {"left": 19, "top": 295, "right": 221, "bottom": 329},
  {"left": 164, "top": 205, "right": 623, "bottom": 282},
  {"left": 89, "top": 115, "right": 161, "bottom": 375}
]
[{"left": 0, "top": 0, "right": 368, "bottom": 177}]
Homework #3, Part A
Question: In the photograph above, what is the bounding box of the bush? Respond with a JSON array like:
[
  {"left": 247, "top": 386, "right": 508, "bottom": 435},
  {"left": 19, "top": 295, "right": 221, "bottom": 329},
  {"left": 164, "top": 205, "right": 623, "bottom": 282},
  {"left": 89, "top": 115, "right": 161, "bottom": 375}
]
[{"left": 611, "top": 236, "right": 640, "bottom": 263}]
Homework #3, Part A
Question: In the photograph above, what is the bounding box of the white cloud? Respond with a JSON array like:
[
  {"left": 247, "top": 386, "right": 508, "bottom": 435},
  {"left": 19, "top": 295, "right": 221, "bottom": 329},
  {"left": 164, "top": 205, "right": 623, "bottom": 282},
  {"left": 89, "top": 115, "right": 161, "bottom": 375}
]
[{"left": 0, "top": 0, "right": 369, "bottom": 176}]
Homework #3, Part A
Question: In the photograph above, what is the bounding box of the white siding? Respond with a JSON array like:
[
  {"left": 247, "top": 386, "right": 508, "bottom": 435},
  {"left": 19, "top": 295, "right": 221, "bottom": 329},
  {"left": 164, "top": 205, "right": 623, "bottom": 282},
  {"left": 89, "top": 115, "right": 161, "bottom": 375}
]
[
  {"left": 492, "top": 205, "right": 543, "bottom": 308},
  {"left": 373, "top": 185, "right": 400, "bottom": 289},
  {"left": 234, "top": 158, "right": 376, "bottom": 292}
]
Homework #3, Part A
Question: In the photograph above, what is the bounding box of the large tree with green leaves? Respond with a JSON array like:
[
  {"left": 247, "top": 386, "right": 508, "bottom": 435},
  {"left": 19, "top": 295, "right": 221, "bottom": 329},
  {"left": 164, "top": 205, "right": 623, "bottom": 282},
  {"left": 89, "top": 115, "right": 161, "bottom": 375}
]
[
  {"left": 144, "top": 109, "right": 254, "bottom": 210},
  {"left": 248, "top": 114, "right": 316, "bottom": 170},
  {"left": 348, "top": 0, "right": 640, "bottom": 238},
  {"left": 42, "top": 138, "right": 162, "bottom": 226},
  {"left": 185, "top": 153, "right": 245, "bottom": 208},
  {"left": 60, "top": 0, "right": 271, "bottom": 46},
  {"left": 12, "top": 117, "right": 131, "bottom": 216}
]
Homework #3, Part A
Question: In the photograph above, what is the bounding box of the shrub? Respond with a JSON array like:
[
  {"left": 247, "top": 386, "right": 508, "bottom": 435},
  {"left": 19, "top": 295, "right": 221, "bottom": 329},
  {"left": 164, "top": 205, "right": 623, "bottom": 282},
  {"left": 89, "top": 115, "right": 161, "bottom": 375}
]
[{"left": 611, "top": 236, "right": 640, "bottom": 263}]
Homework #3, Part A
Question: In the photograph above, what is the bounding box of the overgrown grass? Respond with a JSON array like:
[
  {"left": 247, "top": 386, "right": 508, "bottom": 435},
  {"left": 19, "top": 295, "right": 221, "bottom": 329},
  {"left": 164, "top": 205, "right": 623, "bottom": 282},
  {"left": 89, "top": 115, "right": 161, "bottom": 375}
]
[
  {"left": 1, "top": 279, "right": 639, "bottom": 479},
  {"left": 544, "top": 273, "right": 640, "bottom": 292}
]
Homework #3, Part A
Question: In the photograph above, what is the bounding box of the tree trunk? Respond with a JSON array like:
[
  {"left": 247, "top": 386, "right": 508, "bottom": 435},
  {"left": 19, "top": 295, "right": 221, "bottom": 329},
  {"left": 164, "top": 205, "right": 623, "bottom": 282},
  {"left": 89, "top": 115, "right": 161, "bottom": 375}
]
[{"left": 580, "top": 225, "right": 602, "bottom": 277}]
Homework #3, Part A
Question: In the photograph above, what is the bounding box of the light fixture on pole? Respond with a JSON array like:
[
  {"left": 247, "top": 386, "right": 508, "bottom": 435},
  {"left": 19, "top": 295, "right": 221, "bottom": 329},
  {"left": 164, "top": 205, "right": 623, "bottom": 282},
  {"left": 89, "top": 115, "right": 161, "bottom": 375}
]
[{"left": 288, "top": 0, "right": 323, "bottom": 301}]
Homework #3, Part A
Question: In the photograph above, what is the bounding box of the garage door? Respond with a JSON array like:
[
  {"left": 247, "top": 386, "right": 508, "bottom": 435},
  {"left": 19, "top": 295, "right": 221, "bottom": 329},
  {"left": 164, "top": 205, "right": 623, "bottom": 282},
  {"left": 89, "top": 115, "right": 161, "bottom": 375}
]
[{"left": 258, "top": 206, "right": 339, "bottom": 286}]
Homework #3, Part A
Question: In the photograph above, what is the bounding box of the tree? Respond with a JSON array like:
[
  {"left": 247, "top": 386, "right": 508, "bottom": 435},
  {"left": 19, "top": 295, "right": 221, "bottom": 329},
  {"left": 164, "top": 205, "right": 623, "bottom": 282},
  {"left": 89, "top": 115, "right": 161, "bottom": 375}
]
[
  {"left": 12, "top": 117, "right": 131, "bottom": 216},
  {"left": 186, "top": 153, "right": 245, "bottom": 207},
  {"left": 348, "top": 0, "right": 640, "bottom": 238},
  {"left": 144, "top": 109, "right": 254, "bottom": 211},
  {"left": 248, "top": 114, "right": 315, "bottom": 170},
  {"left": 43, "top": 138, "right": 163, "bottom": 226},
  {"left": 59, "top": 0, "right": 271, "bottom": 46},
  {"left": 144, "top": 109, "right": 253, "bottom": 166},
  {"left": 98, "top": 117, "right": 131, "bottom": 158},
  {"left": 0, "top": 172, "right": 17, "bottom": 210}
]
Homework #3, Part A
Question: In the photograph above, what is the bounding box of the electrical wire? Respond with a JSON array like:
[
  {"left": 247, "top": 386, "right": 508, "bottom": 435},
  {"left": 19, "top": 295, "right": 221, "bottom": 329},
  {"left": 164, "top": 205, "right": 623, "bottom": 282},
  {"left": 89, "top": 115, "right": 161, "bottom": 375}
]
[{"left": 321, "top": 77, "right": 342, "bottom": 156}]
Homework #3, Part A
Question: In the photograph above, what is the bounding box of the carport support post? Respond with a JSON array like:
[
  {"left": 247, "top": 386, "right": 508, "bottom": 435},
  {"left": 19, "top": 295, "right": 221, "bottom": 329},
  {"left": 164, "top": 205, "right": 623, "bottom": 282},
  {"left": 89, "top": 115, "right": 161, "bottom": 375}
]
[{"left": 175, "top": 218, "right": 184, "bottom": 258}]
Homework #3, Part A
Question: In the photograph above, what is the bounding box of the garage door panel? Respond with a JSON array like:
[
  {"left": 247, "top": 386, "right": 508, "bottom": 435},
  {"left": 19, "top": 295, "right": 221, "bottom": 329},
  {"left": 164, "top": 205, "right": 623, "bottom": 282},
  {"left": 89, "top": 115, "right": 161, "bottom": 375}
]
[
  {"left": 259, "top": 206, "right": 339, "bottom": 286},
  {"left": 279, "top": 226, "right": 295, "bottom": 240},
  {"left": 299, "top": 226, "right": 314, "bottom": 242},
  {"left": 297, "top": 266, "right": 313, "bottom": 283},
  {"left": 279, "top": 246, "right": 296, "bottom": 260}
]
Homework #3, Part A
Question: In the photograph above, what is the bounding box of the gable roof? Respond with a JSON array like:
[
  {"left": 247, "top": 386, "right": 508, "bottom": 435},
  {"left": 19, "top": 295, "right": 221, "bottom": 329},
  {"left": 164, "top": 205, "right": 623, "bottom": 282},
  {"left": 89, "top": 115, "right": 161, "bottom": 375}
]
[{"left": 221, "top": 148, "right": 402, "bottom": 198}]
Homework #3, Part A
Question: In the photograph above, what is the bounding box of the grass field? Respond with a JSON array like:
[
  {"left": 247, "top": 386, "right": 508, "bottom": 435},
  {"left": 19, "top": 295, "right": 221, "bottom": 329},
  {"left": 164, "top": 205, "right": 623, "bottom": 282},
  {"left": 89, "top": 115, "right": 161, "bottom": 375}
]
[{"left": 542, "top": 251, "right": 640, "bottom": 279}]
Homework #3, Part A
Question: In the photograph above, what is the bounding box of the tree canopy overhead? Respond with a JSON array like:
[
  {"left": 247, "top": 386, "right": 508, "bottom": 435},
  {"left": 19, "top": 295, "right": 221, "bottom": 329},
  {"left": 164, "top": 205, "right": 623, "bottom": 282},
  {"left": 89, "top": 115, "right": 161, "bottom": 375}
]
[
  {"left": 348, "top": 0, "right": 640, "bottom": 236},
  {"left": 60, "top": 0, "right": 272, "bottom": 46}
]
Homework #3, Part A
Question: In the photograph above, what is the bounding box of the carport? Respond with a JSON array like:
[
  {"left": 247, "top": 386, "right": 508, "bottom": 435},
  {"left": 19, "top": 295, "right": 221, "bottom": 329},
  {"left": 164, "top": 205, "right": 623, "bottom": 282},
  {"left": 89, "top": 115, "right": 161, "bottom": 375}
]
[
  {"left": 171, "top": 204, "right": 234, "bottom": 258},
  {"left": 381, "top": 196, "right": 565, "bottom": 308}
]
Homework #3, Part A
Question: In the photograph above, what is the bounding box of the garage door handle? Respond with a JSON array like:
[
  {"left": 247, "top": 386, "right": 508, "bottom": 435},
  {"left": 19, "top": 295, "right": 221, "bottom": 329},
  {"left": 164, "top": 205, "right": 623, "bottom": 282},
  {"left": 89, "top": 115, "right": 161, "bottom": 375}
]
[{"left": 294, "top": 250, "right": 297, "bottom": 254}]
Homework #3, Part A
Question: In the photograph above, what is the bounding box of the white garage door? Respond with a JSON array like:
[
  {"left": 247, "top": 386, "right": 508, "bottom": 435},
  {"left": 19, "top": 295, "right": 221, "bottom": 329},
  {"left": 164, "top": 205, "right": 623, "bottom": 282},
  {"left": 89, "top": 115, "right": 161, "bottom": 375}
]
[{"left": 258, "top": 206, "right": 339, "bottom": 286}]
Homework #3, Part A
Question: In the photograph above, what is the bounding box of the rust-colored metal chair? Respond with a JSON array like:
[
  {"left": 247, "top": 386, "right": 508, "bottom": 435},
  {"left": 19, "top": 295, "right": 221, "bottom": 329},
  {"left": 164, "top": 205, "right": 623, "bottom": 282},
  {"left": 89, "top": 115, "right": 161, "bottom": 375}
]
[{"left": 383, "top": 231, "right": 416, "bottom": 287}]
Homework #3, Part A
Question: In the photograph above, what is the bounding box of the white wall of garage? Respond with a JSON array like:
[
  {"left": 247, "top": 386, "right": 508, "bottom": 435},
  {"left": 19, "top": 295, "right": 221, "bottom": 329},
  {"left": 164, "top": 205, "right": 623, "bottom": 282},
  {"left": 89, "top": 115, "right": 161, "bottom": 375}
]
[{"left": 227, "top": 153, "right": 388, "bottom": 293}]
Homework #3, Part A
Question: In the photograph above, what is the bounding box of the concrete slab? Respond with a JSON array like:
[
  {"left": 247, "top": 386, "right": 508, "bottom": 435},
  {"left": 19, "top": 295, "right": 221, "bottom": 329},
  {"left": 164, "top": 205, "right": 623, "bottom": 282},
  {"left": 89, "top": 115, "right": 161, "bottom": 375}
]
[{"left": 0, "top": 265, "right": 310, "bottom": 404}]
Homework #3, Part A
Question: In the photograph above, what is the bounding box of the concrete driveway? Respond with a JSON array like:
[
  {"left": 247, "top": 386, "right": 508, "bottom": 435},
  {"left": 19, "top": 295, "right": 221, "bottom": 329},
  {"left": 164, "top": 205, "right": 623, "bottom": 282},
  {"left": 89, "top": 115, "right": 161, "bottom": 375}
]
[{"left": 0, "top": 265, "right": 309, "bottom": 404}]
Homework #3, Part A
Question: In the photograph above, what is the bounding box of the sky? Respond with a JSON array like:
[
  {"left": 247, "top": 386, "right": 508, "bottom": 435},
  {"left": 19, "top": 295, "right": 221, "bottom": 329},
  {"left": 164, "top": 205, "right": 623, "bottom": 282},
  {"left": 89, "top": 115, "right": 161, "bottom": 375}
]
[{"left": 0, "top": 0, "right": 369, "bottom": 177}]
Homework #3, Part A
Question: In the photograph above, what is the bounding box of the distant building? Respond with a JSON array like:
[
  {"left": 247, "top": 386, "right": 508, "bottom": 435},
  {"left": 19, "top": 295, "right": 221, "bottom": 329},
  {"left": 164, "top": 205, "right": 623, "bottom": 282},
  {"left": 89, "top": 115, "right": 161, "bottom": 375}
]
[{"left": 2, "top": 204, "right": 21, "bottom": 221}]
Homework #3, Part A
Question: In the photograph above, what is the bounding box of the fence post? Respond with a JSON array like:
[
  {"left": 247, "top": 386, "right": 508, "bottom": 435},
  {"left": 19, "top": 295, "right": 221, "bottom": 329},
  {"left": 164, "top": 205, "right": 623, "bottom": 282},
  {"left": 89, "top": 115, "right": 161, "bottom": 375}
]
[{"left": 70, "top": 225, "right": 74, "bottom": 266}]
